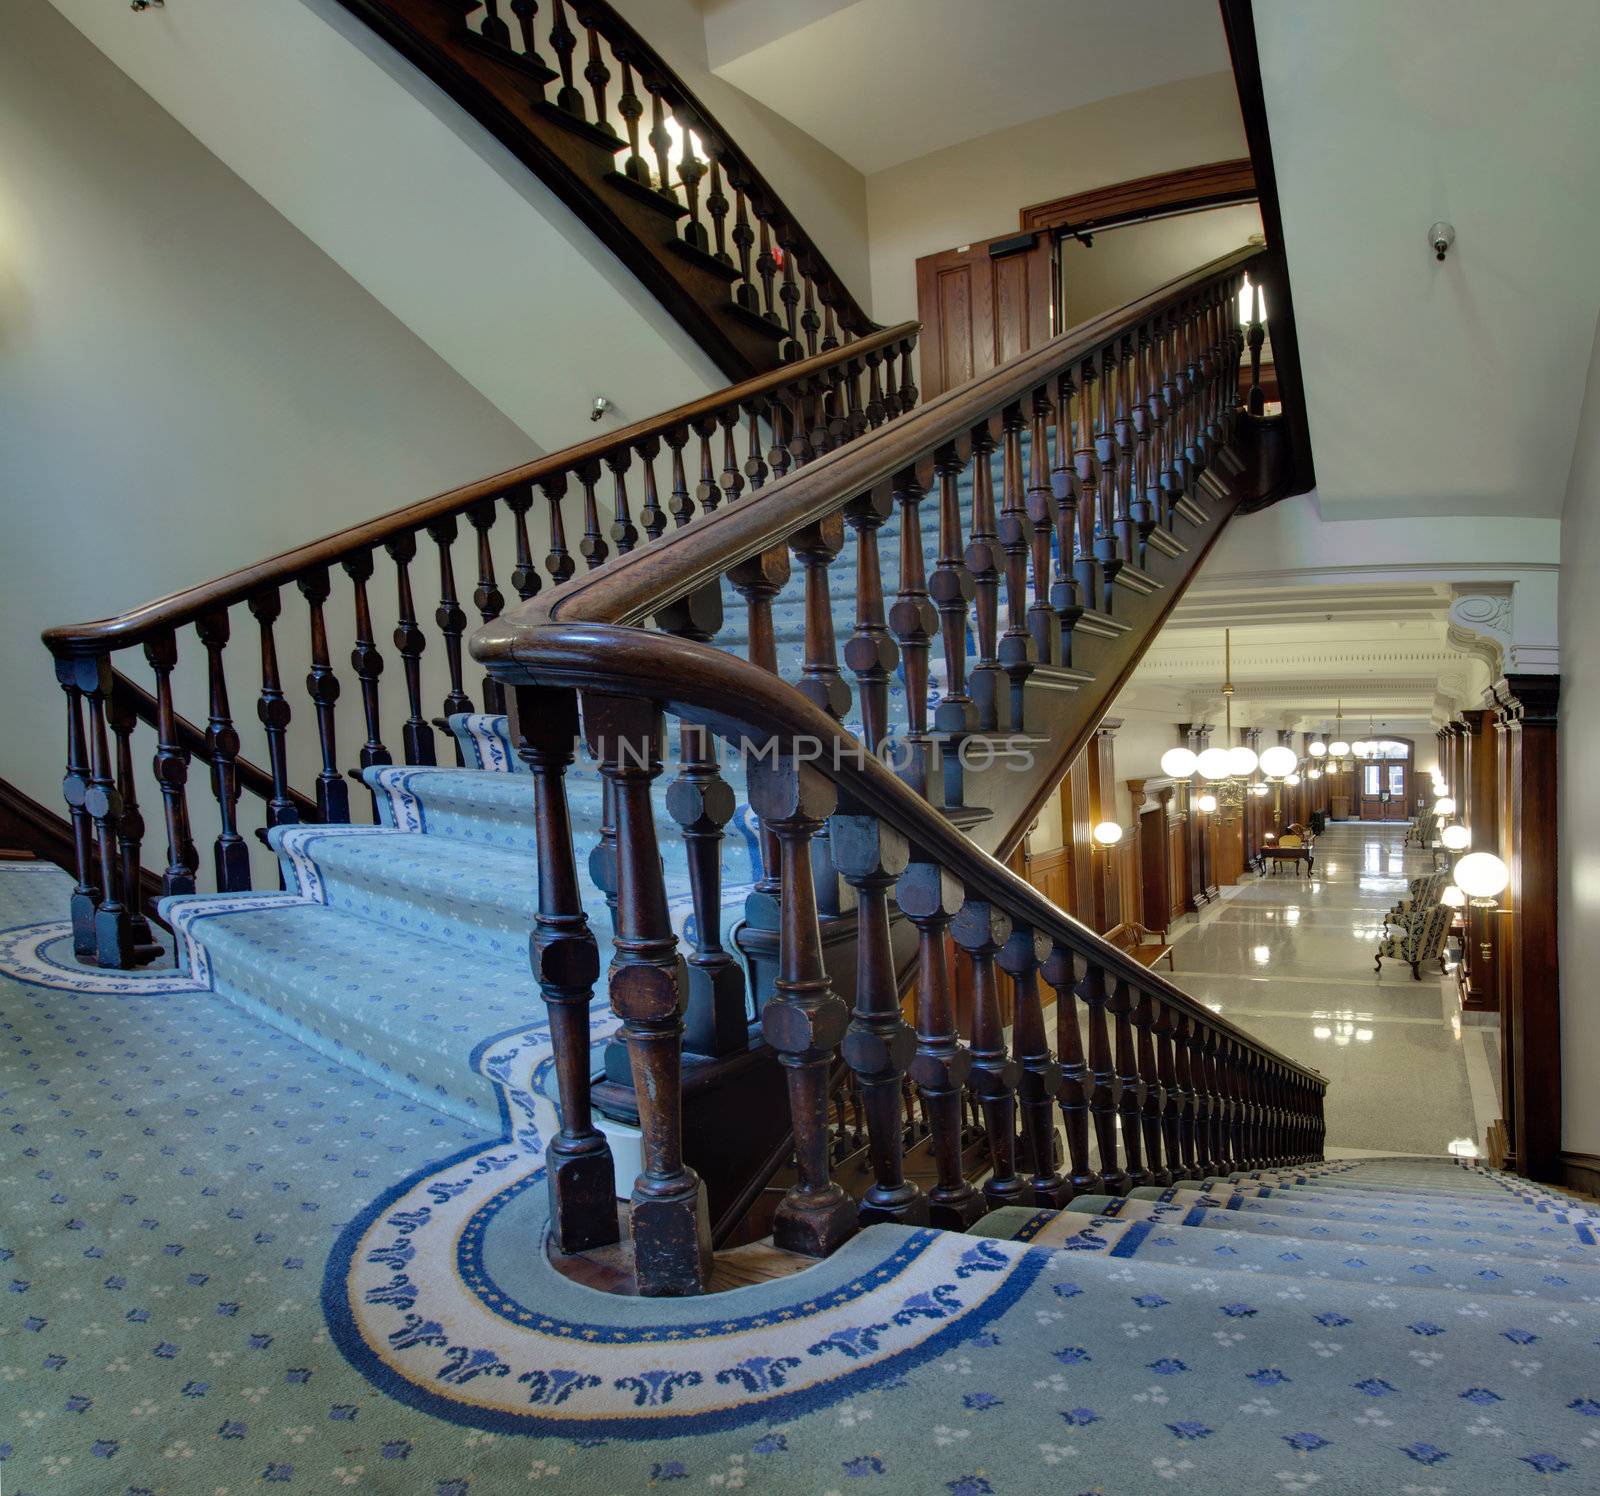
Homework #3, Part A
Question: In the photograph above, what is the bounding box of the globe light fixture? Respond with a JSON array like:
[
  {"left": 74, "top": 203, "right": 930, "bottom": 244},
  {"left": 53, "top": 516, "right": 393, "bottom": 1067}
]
[
  {"left": 1434, "top": 796, "right": 1456, "bottom": 816},
  {"left": 1196, "top": 793, "right": 1218, "bottom": 814},
  {"left": 1440, "top": 884, "right": 1467, "bottom": 910},
  {"left": 1161, "top": 746, "right": 1198, "bottom": 779},
  {"left": 1328, "top": 738, "right": 1350, "bottom": 757},
  {"left": 1196, "top": 747, "right": 1231, "bottom": 781},
  {"left": 1284, "top": 771, "right": 1302, "bottom": 786},
  {"left": 1308, "top": 740, "right": 1327, "bottom": 758},
  {"left": 1440, "top": 823, "right": 1471, "bottom": 851},
  {"left": 1307, "top": 767, "right": 1323, "bottom": 780},
  {"left": 1453, "top": 851, "right": 1509, "bottom": 906},
  {"left": 1259, "top": 744, "right": 1298, "bottom": 779},
  {"left": 1091, "top": 821, "right": 1123, "bottom": 848},
  {"left": 1227, "top": 744, "right": 1260, "bottom": 777}
]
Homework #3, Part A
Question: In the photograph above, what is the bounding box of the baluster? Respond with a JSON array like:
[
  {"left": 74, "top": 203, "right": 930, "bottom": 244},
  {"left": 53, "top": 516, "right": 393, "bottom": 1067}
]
[
  {"left": 832, "top": 816, "right": 924, "bottom": 1226},
  {"left": 1153, "top": 314, "right": 1179, "bottom": 528},
  {"left": 888, "top": 468, "right": 938, "bottom": 800},
  {"left": 1042, "top": 945, "right": 1097, "bottom": 1193},
  {"left": 1171, "top": 1010, "right": 1199, "bottom": 1177},
  {"left": 1049, "top": 371, "right": 1081, "bottom": 652},
  {"left": 897, "top": 335, "right": 920, "bottom": 416},
  {"left": 297, "top": 568, "right": 350, "bottom": 824},
  {"left": 930, "top": 445, "right": 976, "bottom": 807},
  {"left": 999, "top": 927, "right": 1066, "bottom": 1204},
  {"left": 512, "top": 686, "right": 619, "bottom": 1252},
  {"left": 384, "top": 533, "right": 436, "bottom": 766},
  {"left": 842, "top": 490, "right": 897, "bottom": 754},
  {"left": 821, "top": 301, "right": 841, "bottom": 354},
  {"left": 729, "top": 548, "right": 789, "bottom": 901},
  {"left": 766, "top": 393, "right": 795, "bottom": 479},
  {"left": 140, "top": 633, "right": 198, "bottom": 899},
  {"left": 966, "top": 425, "right": 1001, "bottom": 732},
  {"left": 605, "top": 449, "right": 639, "bottom": 556},
  {"left": 196, "top": 612, "right": 252, "bottom": 891},
  {"left": 616, "top": 53, "right": 649, "bottom": 183},
  {"left": 79, "top": 661, "right": 133, "bottom": 967},
  {"left": 510, "top": 0, "right": 545, "bottom": 67},
  {"left": 1190, "top": 1022, "right": 1221, "bottom": 1177},
  {"left": 677, "top": 115, "right": 708, "bottom": 252},
  {"left": 705, "top": 152, "right": 732, "bottom": 267},
  {"left": 1182, "top": 298, "right": 1206, "bottom": 484},
  {"left": 1073, "top": 359, "right": 1102, "bottom": 610},
  {"left": 507, "top": 486, "right": 542, "bottom": 601},
  {"left": 791, "top": 517, "right": 850, "bottom": 721},
  {"left": 1150, "top": 998, "right": 1179, "bottom": 1185},
  {"left": 56, "top": 659, "right": 102, "bottom": 959},
  {"left": 1246, "top": 279, "right": 1266, "bottom": 416},
  {"left": 742, "top": 403, "right": 770, "bottom": 494},
  {"left": 108, "top": 690, "right": 156, "bottom": 960},
  {"left": 426, "top": 519, "right": 473, "bottom": 721},
  {"left": 635, "top": 436, "right": 667, "bottom": 541},
  {"left": 896, "top": 861, "right": 983, "bottom": 1229},
  {"left": 1111, "top": 978, "right": 1148, "bottom": 1189},
  {"left": 1131, "top": 324, "right": 1159, "bottom": 556},
  {"left": 467, "top": 500, "right": 507, "bottom": 712},
  {"left": 583, "top": 694, "right": 710, "bottom": 1295},
  {"left": 952, "top": 899, "right": 1022, "bottom": 1207},
  {"left": 478, "top": 0, "right": 511, "bottom": 46},
  {"left": 1109, "top": 336, "right": 1138, "bottom": 567},
  {"left": 1026, "top": 388, "right": 1059, "bottom": 663},
  {"left": 717, "top": 407, "right": 744, "bottom": 506},
  {"left": 756, "top": 216, "right": 780, "bottom": 325},
  {"left": 1237, "top": 1045, "right": 1261, "bottom": 1171},
  {"left": 548, "top": 0, "right": 584, "bottom": 118},
  {"left": 800, "top": 277, "right": 820, "bottom": 359},
  {"left": 693, "top": 417, "right": 720, "bottom": 516},
  {"left": 573, "top": 460, "right": 610, "bottom": 571},
  {"left": 778, "top": 239, "right": 802, "bottom": 361},
  {"left": 731, "top": 184, "right": 758, "bottom": 312},
  {"left": 1078, "top": 956, "right": 1125, "bottom": 1192},
  {"left": 338, "top": 551, "right": 393, "bottom": 785},
  {"left": 1217, "top": 1036, "right": 1242, "bottom": 1173},
  {"left": 865, "top": 349, "right": 888, "bottom": 429},
  {"left": 749, "top": 756, "right": 855, "bottom": 1256},
  {"left": 996, "top": 405, "right": 1036, "bottom": 733},
  {"left": 663, "top": 427, "right": 694, "bottom": 528},
  {"left": 578, "top": 11, "right": 614, "bottom": 136},
  {"left": 246, "top": 589, "right": 301, "bottom": 829}
]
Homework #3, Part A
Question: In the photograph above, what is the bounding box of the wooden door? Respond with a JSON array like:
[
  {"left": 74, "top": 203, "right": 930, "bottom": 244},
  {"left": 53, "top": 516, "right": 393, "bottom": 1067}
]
[
  {"left": 1359, "top": 756, "right": 1412, "bottom": 820},
  {"left": 915, "top": 230, "right": 1053, "bottom": 400},
  {"left": 1138, "top": 805, "right": 1170, "bottom": 937}
]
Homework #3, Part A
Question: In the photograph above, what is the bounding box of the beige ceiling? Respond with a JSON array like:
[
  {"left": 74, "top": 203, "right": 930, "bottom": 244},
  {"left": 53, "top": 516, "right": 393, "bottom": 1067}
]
[
  {"left": 1257, "top": 0, "right": 1600, "bottom": 519},
  {"left": 701, "top": 0, "right": 1229, "bottom": 175}
]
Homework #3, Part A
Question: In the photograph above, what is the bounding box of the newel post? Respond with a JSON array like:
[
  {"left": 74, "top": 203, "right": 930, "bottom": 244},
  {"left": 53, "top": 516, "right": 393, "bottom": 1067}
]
[{"left": 583, "top": 693, "right": 711, "bottom": 1295}]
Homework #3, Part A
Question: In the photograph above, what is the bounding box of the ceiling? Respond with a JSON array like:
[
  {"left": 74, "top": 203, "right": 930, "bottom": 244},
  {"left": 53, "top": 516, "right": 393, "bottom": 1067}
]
[
  {"left": 700, "top": 0, "right": 1229, "bottom": 175},
  {"left": 1257, "top": 0, "right": 1600, "bottom": 519},
  {"left": 1117, "top": 582, "right": 1489, "bottom": 737}
]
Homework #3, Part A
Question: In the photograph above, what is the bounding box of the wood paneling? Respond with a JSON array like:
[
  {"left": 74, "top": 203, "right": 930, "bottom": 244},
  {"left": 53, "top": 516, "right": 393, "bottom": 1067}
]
[{"left": 914, "top": 232, "right": 1053, "bottom": 400}]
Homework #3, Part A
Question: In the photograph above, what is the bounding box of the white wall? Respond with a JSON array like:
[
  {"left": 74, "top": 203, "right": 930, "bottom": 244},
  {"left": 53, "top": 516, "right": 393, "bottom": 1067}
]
[
  {"left": 0, "top": 0, "right": 534, "bottom": 837},
  {"left": 1558, "top": 314, "right": 1600, "bottom": 1157},
  {"left": 864, "top": 71, "right": 1249, "bottom": 329}
]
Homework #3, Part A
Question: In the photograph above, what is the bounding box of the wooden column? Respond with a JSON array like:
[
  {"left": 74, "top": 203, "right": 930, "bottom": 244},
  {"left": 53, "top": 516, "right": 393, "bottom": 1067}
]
[
  {"left": 1085, "top": 719, "right": 1121, "bottom": 933},
  {"left": 1460, "top": 707, "right": 1499, "bottom": 1014},
  {"left": 1493, "top": 675, "right": 1560, "bottom": 1182}
]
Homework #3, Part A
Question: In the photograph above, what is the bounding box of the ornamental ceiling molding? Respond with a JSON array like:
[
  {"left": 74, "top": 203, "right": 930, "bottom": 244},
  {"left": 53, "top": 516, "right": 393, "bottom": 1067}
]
[
  {"left": 1136, "top": 647, "right": 1468, "bottom": 679},
  {"left": 1446, "top": 584, "right": 1512, "bottom": 678}
]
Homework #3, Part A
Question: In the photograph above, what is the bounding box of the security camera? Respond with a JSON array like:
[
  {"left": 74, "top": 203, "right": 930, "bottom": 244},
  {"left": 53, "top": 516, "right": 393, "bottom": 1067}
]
[{"left": 1428, "top": 221, "right": 1455, "bottom": 262}]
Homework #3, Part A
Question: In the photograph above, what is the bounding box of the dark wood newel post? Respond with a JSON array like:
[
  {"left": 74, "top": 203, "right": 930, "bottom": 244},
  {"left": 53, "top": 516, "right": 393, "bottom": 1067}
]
[
  {"left": 582, "top": 692, "right": 711, "bottom": 1294},
  {"left": 513, "top": 685, "right": 619, "bottom": 1254},
  {"left": 748, "top": 755, "right": 856, "bottom": 1256}
]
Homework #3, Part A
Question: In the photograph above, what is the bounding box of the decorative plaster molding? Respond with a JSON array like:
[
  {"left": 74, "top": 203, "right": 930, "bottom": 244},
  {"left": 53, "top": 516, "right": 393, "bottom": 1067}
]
[{"left": 1446, "top": 585, "right": 1512, "bottom": 677}]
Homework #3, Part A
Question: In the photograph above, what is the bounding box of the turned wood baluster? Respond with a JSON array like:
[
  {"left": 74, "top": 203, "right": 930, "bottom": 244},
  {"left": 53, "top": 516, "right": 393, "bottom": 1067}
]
[
  {"left": 831, "top": 815, "right": 925, "bottom": 1226},
  {"left": 743, "top": 403, "right": 769, "bottom": 493},
  {"left": 953, "top": 898, "right": 1023, "bottom": 1207},
  {"left": 750, "top": 756, "right": 856, "bottom": 1256},
  {"left": 108, "top": 690, "right": 156, "bottom": 959},
  {"left": 756, "top": 216, "right": 780, "bottom": 325},
  {"left": 717, "top": 407, "right": 744, "bottom": 506},
  {"left": 865, "top": 350, "right": 888, "bottom": 429},
  {"left": 1068, "top": 359, "right": 1099, "bottom": 611},
  {"left": 342, "top": 550, "right": 393, "bottom": 783},
  {"left": 297, "top": 568, "right": 350, "bottom": 824},
  {"left": 1078, "top": 956, "right": 1125, "bottom": 1192},
  {"left": 998, "top": 927, "right": 1066, "bottom": 1204},
  {"left": 728, "top": 547, "right": 789, "bottom": 895},
  {"left": 705, "top": 151, "right": 732, "bottom": 268},
  {"left": 383, "top": 533, "right": 436, "bottom": 766},
  {"left": 574, "top": 460, "right": 610, "bottom": 571},
  {"left": 1134, "top": 989, "right": 1168, "bottom": 1186},
  {"left": 896, "top": 860, "right": 982, "bottom": 1229},
  {"left": 1153, "top": 313, "right": 1181, "bottom": 528},
  {"left": 1129, "top": 327, "right": 1157, "bottom": 555},
  {"left": 822, "top": 301, "right": 841, "bottom": 354},
  {"left": 800, "top": 277, "right": 820, "bottom": 359},
  {"left": 678, "top": 115, "right": 709, "bottom": 252},
  {"left": 843, "top": 490, "right": 898, "bottom": 754},
  {"left": 467, "top": 500, "right": 507, "bottom": 712},
  {"left": 631, "top": 436, "right": 666, "bottom": 541},
  {"left": 143, "top": 632, "right": 198, "bottom": 899},
  {"left": 583, "top": 693, "right": 711, "bottom": 1295},
  {"left": 196, "top": 613, "right": 252, "bottom": 891},
  {"left": 426, "top": 519, "right": 473, "bottom": 722},
  {"left": 1093, "top": 344, "right": 1127, "bottom": 587},
  {"left": 510, "top": 0, "right": 546, "bottom": 69},
  {"left": 513, "top": 685, "right": 619, "bottom": 1253},
  {"left": 1049, "top": 370, "right": 1082, "bottom": 646},
  {"left": 778, "top": 240, "right": 802, "bottom": 362},
  {"left": 578, "top": 10, "right": 614, "bottom": 136},
  {"left": 930, "top": 445, "right": 977, "bottom": 776},
  {"left": 1192, "top": 1023, "right": 1223, "bottom": 1176},
  {"left": 966, "top": 425, "right": 1002, "bottom": 732},
  {"left": 1238, "top": 1046, "right": 1263, "bottom": 1170},
  {"left": 841, "top": 353, "right": 866, "bottom": 441},
  {"left": 616, "top": 53, "right": 650, "bottom": 184},
  {"left": 539, "top": 475, "right": 576, "bottom": 585},
  {"left": 56, "top": 660, "right": 101, "bottom": 959},
  {"left": 1112, "top": 335, "right": 1139, "bottom": 564},
  {"left": 505, "top": 486, "right": 542, "bottom": 602},
  {"left": 604, "top": 450, "right": 639, "bottom": 557},
  {"left": 791, "top": 516, "right": 851, "bottom": 722},
  {"left": 478, "top": 0, "right": 511, "bottom": 47},
  {"left": 996, "top": 405, "right": 1036, "bottom": 733},
  {"left": 548, "top": 0, "right": 584, "bottom": 118},
  {"left": 731, "top": 183, "right": 759, "bottom": 312},
  {"left": 898, "top": 335, "right": 920, "bottom": 415},
  {"left": 1025, "top": 388, "right": 1058, "bottom": 663},
  {"left": 659, "top": 428, "right": 692, "bottom": 528},
  {"left": 1172, "top": 1010, "right": 1199, "bottom": 1176},
  {"left": 1246, "top": 278, "right": 1266, "bottom": 416},
  {"left": 766, "top": 394, "right": 795, "bottom": 479},
  {"left": 1110, "top": 977, "right": 1148, "bottom": 1189},
  {"left": 1153, "top": 998, "right": 1185, "bottom": 1182},
  {"left": 692, "top": 416, "right": 720, "bottom": 516},
  {"left": 81, "top": 660, "right": 133, "bottom": 967},
  {"left": 1211, "top": 1036, "right": 1237, "bottom": 1172},
  {"left": 888, "top": 469, "right": 938, "bottom": 800},
  {"left": 246, "top": 589, "right": 301, "bottom": 829},
  {"left": 1182, "top": 299, "right": 1206, "bottom": 482}
]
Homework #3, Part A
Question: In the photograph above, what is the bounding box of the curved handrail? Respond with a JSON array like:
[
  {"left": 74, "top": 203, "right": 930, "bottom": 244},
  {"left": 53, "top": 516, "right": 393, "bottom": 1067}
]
[
  {"left": 473, "top": 243, "right": 1323, "bottom": 1087},
  {"left": 42, "top": 322, "right": 915, "bottom": 657}
]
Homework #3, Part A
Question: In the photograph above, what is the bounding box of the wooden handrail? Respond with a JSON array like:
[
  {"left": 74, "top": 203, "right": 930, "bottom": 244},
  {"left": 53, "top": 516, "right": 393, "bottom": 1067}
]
[
  {"left": 42, "top": 323, "right": 914, "bottom": 658},
  {"left": 474, "top": 243, "right": 1323, "bottom": 1087}
]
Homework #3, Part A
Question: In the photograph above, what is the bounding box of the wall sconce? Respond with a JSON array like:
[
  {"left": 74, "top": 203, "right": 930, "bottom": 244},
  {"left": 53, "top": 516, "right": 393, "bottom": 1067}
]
[
  {"left": 1439, "top": 823, "right": 1471, "bottom": 852},
  {"left": 1453, "top": 851, "right": 1509, "bottom": 909},
  {"left": 1091, "top": 821, "right": 1124, "bottom": 849},
  {"left": 1195, "top": 794, "right": 1218, "bottom": 814},
  {"left": 1429, "top": 221, "right": 1456, "bottom": 261},
  {"left": 1434, "top": 796, "right": 1456, "bottom": 817}
]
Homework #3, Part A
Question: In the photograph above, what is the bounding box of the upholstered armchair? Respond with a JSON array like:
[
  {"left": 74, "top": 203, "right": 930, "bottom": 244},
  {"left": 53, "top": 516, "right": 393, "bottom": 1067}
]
[
  {"left": 1385, "top": 869, "right": 1449, "bottom": 929},
  {"left": 1374, "top": 901, "right": 1453, "bottom": 980}
]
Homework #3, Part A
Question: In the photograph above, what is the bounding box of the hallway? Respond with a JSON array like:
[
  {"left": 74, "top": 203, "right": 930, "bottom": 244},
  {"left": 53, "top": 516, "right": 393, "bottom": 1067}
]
[{"left": 1164, "top": 821, "right": 1493, "bottom": 1156}]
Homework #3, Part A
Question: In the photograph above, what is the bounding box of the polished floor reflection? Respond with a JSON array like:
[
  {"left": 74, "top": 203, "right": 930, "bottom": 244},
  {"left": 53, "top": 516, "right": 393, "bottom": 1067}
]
[{"left": 1166, "top": 822, "right": 1491, "bottom": 1157}]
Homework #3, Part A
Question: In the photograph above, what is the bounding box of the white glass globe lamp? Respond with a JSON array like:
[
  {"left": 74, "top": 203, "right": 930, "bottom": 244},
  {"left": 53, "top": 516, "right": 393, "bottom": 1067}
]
[
  {"left": 1453, "top": 852, "right": 1509, "bottom": 905},
  {"left": 1196, "top": 748, "right": 1231, "bottom": 781},
  {"left": 1195, "top": 793, "right": 1218, "bottom": 814},
  {"left": 1160, "top": 746, "right": 1198, "bottom": 779},
  {"left": 1091, "top": 821, "right": 1123, "bottom": 847},
  {"left": 1440, "top": 823, "right": 1471, "bottom": 851},
  {"left": 1259, "top": 745, "right": 1297, "bottom": 779}
]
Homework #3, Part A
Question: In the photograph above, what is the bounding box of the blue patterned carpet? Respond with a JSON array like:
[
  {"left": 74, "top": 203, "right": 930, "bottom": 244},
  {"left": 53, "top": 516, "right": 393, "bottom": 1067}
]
[{"left": 4, "top": 862, "right": 1600, "bottom": 1494}]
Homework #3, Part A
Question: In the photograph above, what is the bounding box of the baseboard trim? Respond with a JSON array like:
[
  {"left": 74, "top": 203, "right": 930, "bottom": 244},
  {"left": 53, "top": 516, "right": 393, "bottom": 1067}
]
[{"left": 1560, "top": 1151, "right": 1600, "bottom": 1198}]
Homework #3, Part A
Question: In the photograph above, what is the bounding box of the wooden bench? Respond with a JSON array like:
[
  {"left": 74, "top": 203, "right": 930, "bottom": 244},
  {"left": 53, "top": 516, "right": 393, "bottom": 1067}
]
[{"left": 1106, "top": 921, "right": 1175, "bottom": 972}]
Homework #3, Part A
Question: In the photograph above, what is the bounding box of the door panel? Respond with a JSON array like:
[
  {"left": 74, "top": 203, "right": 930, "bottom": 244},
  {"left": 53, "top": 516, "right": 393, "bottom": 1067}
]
[{"left": 915, "top": 231, "right": 1052, "bottom": 400}]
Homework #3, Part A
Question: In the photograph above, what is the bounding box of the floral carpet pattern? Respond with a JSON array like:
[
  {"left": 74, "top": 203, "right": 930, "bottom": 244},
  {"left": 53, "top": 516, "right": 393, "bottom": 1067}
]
[{"left": 5, "top": 863, "right": 1600, "bottom": 1493}]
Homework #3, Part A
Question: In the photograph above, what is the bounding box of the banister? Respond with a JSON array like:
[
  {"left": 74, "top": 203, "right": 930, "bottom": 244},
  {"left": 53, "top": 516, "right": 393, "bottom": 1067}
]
[{"left": 42, "top": 322, "right": 915, "bottom": 658}]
